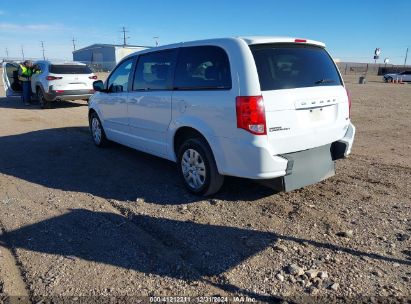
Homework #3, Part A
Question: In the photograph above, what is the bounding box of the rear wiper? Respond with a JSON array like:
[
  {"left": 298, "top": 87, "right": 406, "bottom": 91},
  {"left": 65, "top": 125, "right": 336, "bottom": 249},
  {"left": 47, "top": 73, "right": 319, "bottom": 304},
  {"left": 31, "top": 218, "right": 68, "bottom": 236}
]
[{"left": 315, "top": 79, "right": 335, "bottom": 84}]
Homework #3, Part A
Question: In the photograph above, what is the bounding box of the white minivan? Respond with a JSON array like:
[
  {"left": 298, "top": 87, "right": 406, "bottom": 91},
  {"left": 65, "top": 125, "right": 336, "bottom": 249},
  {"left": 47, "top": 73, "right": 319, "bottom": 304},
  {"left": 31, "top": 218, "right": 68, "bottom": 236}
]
[{"left": 89, "top": 37, "right": 355, "bottom": 196}]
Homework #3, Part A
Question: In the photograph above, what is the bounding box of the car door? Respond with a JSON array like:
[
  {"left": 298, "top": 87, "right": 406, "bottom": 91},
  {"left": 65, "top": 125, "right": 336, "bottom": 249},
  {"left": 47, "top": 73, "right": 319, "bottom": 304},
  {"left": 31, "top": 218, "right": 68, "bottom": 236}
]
[
  {"left": 30, "top": 62, "right": 45, "bottom": 93},
  {"left": 127, "top": 49, "right": 177, "bottom": 156},
  {"left": 97, "top": 57, "right": 135, "bottom": 141},
  {"left": 2, "top": 62, "right": 22, "bottom": 97},
  {"left": 405, "top": 71, "right": 411, "bottom": 82}
]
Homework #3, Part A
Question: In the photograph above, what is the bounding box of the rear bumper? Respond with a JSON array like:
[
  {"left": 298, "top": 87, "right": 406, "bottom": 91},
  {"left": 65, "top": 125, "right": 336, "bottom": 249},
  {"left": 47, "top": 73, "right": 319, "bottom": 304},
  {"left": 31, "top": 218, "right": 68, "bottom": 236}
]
[
  {"left": 259, "top": 143, "right": 335, "bottom": 192},
  {"left": 215, "top": 122, "right": 355, "bottom": 187},
  {"left": 45, "top": 89, "right": 94, "bottom": 101},
  {"left": 335, "top": 122, "right": 355, "bottom": 157}
]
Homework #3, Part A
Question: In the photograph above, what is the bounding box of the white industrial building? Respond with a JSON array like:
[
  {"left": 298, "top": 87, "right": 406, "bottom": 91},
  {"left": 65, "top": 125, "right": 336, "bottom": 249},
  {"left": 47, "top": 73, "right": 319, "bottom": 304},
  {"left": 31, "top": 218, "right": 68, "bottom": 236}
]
[{"left": 72, "top": 44, "right": 150, "bottom": 71}]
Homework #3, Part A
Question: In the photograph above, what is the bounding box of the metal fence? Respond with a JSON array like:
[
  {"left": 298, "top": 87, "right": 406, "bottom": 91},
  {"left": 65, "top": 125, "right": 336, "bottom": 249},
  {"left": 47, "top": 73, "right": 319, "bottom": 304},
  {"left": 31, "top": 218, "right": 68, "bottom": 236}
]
[
  {"left": 84, "top": 61, "right": 411, "bottom": 76},
  {"left": 3, "top": 58, "right": 410, "bottom": 76},
  {"left": 1, "top": 58, "right": 116, "bottom": 74},
  {"left": 336, "top": 62, "right": 411, "bottom": 76}
]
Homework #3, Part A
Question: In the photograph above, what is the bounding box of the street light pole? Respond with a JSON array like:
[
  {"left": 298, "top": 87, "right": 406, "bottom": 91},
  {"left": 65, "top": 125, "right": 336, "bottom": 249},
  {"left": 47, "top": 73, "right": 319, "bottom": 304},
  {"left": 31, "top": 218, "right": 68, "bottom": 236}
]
[
  {"left": 121, "top": 27, "right": 129, "bottom": 46},
  {"left": 72, "top": 37, "right": 76, "bottom": 51},
  {"left": 404, "top": 47, "right": 409, "bottom": 67},
  {"left": 41, "top": 41, "right": 45, "bottom": 60}
]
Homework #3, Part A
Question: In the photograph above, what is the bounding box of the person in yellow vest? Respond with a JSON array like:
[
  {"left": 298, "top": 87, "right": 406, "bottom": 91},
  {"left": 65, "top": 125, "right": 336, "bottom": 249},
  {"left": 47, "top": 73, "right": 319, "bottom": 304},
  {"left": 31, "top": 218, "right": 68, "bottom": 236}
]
[
  {"left": 18, "top": 60, "right": 34, "bottom": 105},
  {"left": 32, "top": 64, "right": 42, "bottom": 75}
]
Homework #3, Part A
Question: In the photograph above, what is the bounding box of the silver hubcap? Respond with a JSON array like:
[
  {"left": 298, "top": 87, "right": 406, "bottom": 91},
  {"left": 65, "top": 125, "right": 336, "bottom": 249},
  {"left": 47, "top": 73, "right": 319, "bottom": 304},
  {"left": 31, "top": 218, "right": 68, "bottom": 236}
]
[
  {"left": 181, "top": 149, "right": 206, "bottom": 190},
  {"left": 91, "top": 117, "right": 102, "bottom": 144}
]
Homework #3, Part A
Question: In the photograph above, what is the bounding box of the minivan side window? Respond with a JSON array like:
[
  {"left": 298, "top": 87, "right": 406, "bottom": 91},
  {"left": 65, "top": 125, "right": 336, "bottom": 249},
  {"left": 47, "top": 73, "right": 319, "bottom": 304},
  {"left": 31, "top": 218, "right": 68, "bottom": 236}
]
[
  {"left": 107, "top": 57, "right": 134, "bottom": 93},
  {"left": 133, "top": 50, "right": 176, "bottom": 91},
  {"left": 174, "top": 46, "right": 232, "bottom": 90}
]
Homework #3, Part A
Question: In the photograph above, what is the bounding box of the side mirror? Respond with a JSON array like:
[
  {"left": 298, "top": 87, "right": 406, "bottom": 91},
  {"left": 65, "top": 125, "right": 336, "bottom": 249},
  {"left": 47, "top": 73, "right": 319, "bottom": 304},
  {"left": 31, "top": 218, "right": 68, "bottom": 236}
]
[{"left": 93, "top": 80, "right": 105, "bottom": 92}]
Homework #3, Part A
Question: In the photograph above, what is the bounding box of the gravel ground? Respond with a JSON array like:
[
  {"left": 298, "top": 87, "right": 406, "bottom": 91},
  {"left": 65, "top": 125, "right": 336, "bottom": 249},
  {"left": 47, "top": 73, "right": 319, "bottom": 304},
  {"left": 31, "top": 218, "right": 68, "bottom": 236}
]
[{"left": 0, "top": 72, "right": 410, "bottom": 303}]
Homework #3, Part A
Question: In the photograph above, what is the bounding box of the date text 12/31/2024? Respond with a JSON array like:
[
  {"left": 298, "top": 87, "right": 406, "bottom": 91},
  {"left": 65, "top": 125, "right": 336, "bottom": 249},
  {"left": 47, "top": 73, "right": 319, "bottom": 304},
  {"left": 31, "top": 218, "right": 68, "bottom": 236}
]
[{"left": 149, "top": 296, "right": 257, "bottom": 303}]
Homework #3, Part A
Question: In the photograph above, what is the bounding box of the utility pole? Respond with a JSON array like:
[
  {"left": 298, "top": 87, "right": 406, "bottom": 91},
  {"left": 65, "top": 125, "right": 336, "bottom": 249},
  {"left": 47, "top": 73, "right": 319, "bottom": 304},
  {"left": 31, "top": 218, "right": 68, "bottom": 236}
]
[
  {"left": 21, "top": 45, "right": 25, "bottom": 60},
  {"left": 121, "top": 26, "right": 129, "bottom": 46},
  {"left": 72, "top": 37, "right": 76, "bottom": 51},
  {"left": 40, "top": 41, "right": 45, "bottom": 60},
  {"left": 5, "top": 47, "right": 9, "bottom": 59},
  {"left": 153, "top": 36, "right": 159, "bottom": 47},
  {"left": 404, "top": 47, "right": 409, "bottom": 67}
]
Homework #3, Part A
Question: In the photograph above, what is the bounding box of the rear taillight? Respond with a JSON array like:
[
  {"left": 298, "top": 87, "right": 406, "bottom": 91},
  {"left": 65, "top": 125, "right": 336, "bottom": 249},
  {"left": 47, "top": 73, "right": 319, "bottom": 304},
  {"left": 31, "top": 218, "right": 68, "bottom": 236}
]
[
  {"left": 46, "top": 76, "right": 62, "bottom": 81},
  {"left": 236, "top": 96, "right": 267, "bottom": 135},
  {"left": 295, "top": 38, "right": 307, "bottom": 43},
  {"left": 346, "top": 88, "right": 351, "bottom": 118},
  {"left": 89, "top": 75, "right": 97, "bottom": 79}
]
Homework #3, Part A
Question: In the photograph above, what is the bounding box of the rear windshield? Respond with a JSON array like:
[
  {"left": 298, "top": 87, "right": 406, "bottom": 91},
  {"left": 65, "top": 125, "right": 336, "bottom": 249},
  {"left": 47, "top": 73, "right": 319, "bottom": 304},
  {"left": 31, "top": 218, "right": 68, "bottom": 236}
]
[
  {"left": 250, "top": 44, "right": 342, "bottom": 91},
  {"left": 49, "top": 65, "right": 92, "bottom": 74}
]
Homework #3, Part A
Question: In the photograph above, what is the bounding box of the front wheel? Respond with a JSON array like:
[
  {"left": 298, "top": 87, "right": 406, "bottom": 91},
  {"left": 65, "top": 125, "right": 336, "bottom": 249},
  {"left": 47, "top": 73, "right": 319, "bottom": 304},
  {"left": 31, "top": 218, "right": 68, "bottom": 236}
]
[
  {"left": 89, "top": 112, "right": 108, "bottom": 147},
  {"left": 177, "top": 138, "right": 224, "bottom": 196}
]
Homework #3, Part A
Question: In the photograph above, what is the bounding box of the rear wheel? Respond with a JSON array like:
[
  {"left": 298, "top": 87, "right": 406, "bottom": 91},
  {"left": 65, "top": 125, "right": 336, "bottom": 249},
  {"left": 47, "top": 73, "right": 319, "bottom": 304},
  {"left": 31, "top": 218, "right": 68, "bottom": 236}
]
[
  {"left": 89, "top": 112, "right": 108, "bottom": 147},
  {"left": 177, "top": 138, "right": 224, "bottom": 196},
  {"left": 37, "top": 87, "right": 50, "bottom": 109}
]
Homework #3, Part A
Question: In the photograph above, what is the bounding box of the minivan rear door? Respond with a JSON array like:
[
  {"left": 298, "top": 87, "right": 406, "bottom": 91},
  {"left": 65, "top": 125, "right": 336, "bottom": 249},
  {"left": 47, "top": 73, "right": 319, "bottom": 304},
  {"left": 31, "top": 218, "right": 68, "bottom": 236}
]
[
  {"left": 2, "top": 62, "right": 22, "bottom": 97},
  {"left": 250, "top": 43, "right": 350, "bottom": 155}
]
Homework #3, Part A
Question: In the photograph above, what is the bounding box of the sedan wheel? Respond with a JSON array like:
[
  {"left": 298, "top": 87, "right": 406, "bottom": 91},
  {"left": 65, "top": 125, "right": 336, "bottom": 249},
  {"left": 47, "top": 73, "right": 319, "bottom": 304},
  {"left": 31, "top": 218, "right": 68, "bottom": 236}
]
[{"left": 37, "top": 88, "right": 50, "bottom": 109}]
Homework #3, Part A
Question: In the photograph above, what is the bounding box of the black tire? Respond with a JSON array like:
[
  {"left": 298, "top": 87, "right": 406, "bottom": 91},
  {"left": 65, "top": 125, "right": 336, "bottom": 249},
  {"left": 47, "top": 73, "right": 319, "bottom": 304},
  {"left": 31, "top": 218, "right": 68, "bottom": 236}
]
[
  {"left": 177, "top": 137, "right": 224, "bottom": 196},
  {"left": 89, "top": 112, "right": 108, "bottom": 147},
  {"left": 37, "top": 87, "right": 50, "bottom": 109}
]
